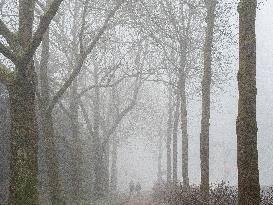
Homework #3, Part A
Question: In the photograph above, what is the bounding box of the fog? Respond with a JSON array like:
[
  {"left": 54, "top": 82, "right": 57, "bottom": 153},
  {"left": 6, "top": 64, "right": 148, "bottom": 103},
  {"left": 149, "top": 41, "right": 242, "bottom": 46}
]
[
  {"left": 116, "top": 1, "right": 273, "bottom": 191},
  {"left": 0, "top": 0, "right": 273, "bottom": 204}
]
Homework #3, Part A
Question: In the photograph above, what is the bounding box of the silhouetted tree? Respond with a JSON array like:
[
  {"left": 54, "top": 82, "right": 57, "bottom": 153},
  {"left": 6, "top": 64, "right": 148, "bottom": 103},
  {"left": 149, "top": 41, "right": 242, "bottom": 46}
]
[{"left": 237, "top": 0, "right": 260, "bottom": 204}]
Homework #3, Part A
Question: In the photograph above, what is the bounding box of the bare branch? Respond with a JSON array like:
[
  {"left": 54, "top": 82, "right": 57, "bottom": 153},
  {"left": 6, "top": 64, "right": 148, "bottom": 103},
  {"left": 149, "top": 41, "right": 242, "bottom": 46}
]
[
  {"left": 0, "top": 63, "right": 14, "bottom": 86},
  {"left": 0, "top": 19, "right": 16, "bottom": 46},
  {"left": 36, "top": 0, "right": 46, "bottom": 11},
  {"left": 59, "top": 101, "right": 73, "bottom": 120},
  {"left": 145, "top": 78, "right": 178, "bottom": 88},
  {"left": 21, "top": 0, "right": 65, "bottom": 64},
  {"left": 0, "top": 42, "right": 17, "bottom": 64},
  {"left": 47, "top": 56, "right": 85, "bottom": 113},
  {"left": 47, "top": 1, "right": 125, "bottom": 112},
  {"left": 83, "top": 0, "right": 125, "bottom": 56},
  {"left": 101, "top": 77, "right": 141, "bottom": 149},
  {"left": 78, "top": 73, "right": 138, "bottom": 97},
  {"left": 79, "top": 0, "right": 89, "bottom": 53}
]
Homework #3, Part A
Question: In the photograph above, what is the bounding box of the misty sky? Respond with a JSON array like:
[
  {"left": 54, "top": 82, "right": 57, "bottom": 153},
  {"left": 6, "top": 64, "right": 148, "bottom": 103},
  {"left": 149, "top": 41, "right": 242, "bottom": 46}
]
[{"left": 116, "top": 1, "right": 273, "bottom": 191}]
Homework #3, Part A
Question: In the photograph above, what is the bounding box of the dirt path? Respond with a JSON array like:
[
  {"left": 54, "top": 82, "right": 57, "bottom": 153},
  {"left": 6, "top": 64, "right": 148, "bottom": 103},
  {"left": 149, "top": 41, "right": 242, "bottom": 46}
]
[{"left": 122, "top": 193, "right": 156, "bottom": 205}]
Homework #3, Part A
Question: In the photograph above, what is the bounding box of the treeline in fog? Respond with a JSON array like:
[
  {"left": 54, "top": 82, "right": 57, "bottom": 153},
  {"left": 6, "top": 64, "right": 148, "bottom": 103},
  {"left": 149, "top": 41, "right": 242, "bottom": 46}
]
[{"left": 0, "top": 0, "right": 272, "bottom": 205}]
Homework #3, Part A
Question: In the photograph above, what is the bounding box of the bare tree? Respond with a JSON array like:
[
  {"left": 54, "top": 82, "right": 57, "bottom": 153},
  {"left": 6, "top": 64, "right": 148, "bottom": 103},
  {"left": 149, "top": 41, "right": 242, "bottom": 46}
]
[
  {"left": 0, "top": 1, "right": 64, "bottom": 204},
  {"left": 37, "top": 1, "right": 126, "bottom": 202},
  {"left": 135, "top": 0, "right": 204, "bottom": 187}
]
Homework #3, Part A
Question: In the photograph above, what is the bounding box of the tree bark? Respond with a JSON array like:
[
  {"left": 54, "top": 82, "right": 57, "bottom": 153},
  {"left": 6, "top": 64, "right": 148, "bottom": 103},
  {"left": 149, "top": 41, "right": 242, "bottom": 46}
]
[
  {"left": 157, "top": 133, "right": 163, "bottom": 183},
  {"left": 92, "top": 66, "right": 105, "bottom": 199},
  {"left": 110, "top": 85, "right": 120, "bottom": 193},
  {"left": 39, "top": 14, "right": 64, "bottom": 204},
  {"left": 178, "top": 26, "right": 190, "bottom": 188},
  {"left": 8, "top": 1, "right": 39, "bottom": 204},
  {"left": 110, "top": 133, "right": 118, "bottom": 192},
  {"left": 69, "top": 79, "right": 83, "bottom": 202},
  {"left": 8, "top": 68, "right": 39, "bottom": 205},
  {"left": 166, "top": 86, "right": 173, "bottom": 184},
  {"left": 156, "top": 117, "right": 164, "bottom": 184},
  {"left": 172, "top": 92, "right": 180, "bottom": 184},
  {"left": 42, "top": 111, "right": 64, "bottom": 204},
  {"left": 68, "top": 2, "right": 83, "bottom": 200},
  {"left": 200, "top": 0, "right": 217, "bottom": 203},
  {"left": 179, "top": 75, "right": 189, "bottom": 187},
  {"left": 102, "top": 140, "right": 110, "bottom": 194},
  {"left": 0, "top": 84, "right": 9, "bottom": 204},
  {"left": 237, "top": 0, "right": 260, "bottom": 204},
  {"left": 93, "top": 145, "right": 105, "bottom": 199}
]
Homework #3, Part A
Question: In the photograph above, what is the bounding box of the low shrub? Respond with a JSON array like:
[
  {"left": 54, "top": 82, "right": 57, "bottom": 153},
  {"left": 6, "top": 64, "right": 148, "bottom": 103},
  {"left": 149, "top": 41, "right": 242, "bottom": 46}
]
[{"left": 152, "top": 181, "right": 273, "bottom": 205}]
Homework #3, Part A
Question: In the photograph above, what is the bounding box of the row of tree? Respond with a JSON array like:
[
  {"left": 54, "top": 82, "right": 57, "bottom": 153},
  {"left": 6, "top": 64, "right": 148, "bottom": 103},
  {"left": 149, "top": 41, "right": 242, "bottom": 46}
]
[{"left": 0, "top": 0, "right": 260, "bottom": 204}]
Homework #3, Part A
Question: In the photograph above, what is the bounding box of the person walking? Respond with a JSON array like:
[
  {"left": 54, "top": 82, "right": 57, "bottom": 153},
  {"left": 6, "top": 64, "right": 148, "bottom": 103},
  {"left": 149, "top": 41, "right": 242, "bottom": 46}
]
[
  {"left": 135, "top": 182, "right": 141, "bottom": 195},
  {"left": 129, "top": 180, "right": 135, "bottom": 196}
]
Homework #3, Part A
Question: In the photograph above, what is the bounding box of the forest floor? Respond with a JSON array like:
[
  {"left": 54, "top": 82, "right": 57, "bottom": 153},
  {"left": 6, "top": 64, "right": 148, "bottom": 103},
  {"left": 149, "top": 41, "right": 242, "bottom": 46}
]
[{"left": 122, "top": 193, "right": 159, "bottom": 205}]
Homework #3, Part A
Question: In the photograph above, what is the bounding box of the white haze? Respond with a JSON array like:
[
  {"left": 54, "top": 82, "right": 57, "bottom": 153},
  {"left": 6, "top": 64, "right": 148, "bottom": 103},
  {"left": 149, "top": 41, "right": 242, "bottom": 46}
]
[{"left": 116, "top": 1, "right": 273, "bottom": 191}]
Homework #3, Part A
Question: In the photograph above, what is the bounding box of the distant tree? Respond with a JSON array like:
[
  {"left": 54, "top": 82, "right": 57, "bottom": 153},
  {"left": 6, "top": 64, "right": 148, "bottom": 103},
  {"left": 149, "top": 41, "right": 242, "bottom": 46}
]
[
  {"left": 37, "top": 0, "right": 125, "bottom": 202},
  {"left": 166, "top": 84, "right": 173, "bottom": 184},
  {"left": 237, "top": 0, "right": 260, "bottom": 204},
  {"left": 157, "top": 121, "right": 164, "bottom": 184},
  {"left": 38, "top": 0, "right": 64, "bottom": 203},
  {"left": 79, "top": 49, "right": 144, "bottom": 198},
  {"left": 172, "top": 88, "right": 180, "bottom": 184},
  {"left": 135, "top": 0, "right": 204, "bottom": 187},
  {"left": 67, "top": 1, "right": 83, "bottom": 201},
  {"left": 109, "top": 84, "right": 124, "bottom": 192},
  {"left": 0, "top": 0, "right": 64, "bottom": 204}
]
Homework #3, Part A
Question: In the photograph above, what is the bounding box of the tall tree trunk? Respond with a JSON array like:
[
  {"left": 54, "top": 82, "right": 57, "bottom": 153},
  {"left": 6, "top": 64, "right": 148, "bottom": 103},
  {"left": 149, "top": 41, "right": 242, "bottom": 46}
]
[
  {"left": 93, "top": 66, "right": 104, "bottom": 199},
  {"left": 166, "top": 86, "right": 173, "bottom": 184},
  {"left": 156, "top": 117, "right": 164, "bottom": 183},
  {"left": 69, "top": 79, "right": 82, "bottom": 201},
  {"left": 179, "top": 75, "right": 189, "bottom": 187},
  {"left": 79, "top": 100, "right": 95, "bottom": 193},
  {"left": 66, "top": 3, "right": 81, "bottom": 199},
  {"left": 39, "top": 9, "right": 64, "bottom": 203},
  {"left": 43, "top": 111, "right": 64, "bottom": 204},
  {"left": 157, "top": 133, "right": 163, "bottom": 183},
  {"left": 110, "top": 133, "right": 118, "bottom": 192},
  {"left": 93, "top": 145, "right": 104, "bottom": 199},
  {"left": 8, "top": 69, "right": 39, "bottom": 205},
  {"left": 102, "top": 99, "right": 112, "bottom": 195},
  {"left": 0, "top": 85, "right": 9, "bottom": 204},
  {"left": 110, "top": 86, "right": 120, "bottom": 193},
  {"left": 237, "top": 0, "right": 260, "bottom": 204},
  {"left": 172, "top": 93, "right": 180, "bottom": 184},
  {"left": 178, "top": 37, "right": 190, "bottom": 188},
  {"left": 68, "top": 1, "right": 83, "bottom": 201},
  {"left": 8, "top": 1, "right": 39, "bottom": 204},
  {"left": 102, "top": 141, "right": 110, "bottom": 194},
  {"left": 200, "top": 0, "right": 217, "bottom": 203}
]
